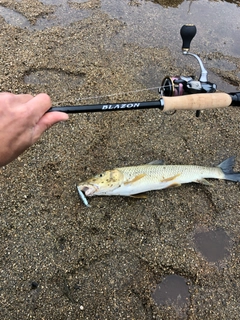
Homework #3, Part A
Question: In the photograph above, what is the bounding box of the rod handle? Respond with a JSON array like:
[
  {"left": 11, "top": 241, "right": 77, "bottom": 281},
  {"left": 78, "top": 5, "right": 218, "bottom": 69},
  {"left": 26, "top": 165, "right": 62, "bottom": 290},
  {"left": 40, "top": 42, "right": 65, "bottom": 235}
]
[{"left": 162, "top": 92, "right": 232, "bottom": 112}]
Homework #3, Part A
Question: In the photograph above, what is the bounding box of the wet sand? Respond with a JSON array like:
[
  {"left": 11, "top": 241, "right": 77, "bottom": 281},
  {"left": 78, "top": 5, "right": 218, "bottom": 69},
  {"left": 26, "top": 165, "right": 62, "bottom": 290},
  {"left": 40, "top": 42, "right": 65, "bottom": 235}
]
[{"left": 0, "top": 0, "right": 240, "bottom": 319}]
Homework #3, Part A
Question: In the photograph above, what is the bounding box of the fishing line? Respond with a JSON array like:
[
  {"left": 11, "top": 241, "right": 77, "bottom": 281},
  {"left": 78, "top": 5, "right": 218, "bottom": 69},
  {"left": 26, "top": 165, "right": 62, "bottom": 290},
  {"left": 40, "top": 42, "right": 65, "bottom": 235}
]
[
  {"left": 75, "top": 86, "right": 161, "bottom": 101},
  {"left": 56, "top": 85, "right": 172, "bottom": 105}
]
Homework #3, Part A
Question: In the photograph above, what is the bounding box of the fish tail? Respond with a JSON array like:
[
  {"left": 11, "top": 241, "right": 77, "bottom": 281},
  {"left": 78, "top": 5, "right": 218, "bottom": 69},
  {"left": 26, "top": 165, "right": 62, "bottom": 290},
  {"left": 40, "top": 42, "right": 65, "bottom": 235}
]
[{"left": 218, "top": 156, "right": 240, "bottom": 182}]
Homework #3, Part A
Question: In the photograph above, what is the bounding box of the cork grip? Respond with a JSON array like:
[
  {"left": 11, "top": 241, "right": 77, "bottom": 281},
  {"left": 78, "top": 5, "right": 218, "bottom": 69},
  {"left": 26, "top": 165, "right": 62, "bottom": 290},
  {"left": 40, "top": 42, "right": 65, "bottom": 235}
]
[{"left": 162, "top": 93, "right": 232, "bottom": 112}]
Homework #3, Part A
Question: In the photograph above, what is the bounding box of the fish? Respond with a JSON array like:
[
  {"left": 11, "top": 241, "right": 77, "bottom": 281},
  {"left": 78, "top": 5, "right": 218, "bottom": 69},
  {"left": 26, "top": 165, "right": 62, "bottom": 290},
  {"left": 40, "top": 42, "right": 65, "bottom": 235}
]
[{"left": 77, "top": 157, "right": 240, "bottom": 204}]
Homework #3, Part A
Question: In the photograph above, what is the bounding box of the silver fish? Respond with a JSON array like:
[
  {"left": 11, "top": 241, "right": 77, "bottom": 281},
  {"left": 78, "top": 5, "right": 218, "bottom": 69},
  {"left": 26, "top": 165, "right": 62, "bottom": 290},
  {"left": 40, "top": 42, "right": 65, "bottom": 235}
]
[{"left": 77, "top": 157, "right": 240, "bottom": 199}]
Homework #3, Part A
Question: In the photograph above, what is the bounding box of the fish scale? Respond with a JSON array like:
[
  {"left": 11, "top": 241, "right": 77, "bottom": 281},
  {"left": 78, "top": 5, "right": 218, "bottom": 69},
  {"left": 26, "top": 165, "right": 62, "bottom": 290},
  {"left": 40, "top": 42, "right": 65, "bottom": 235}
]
[
  {"left": 120, "top": 164, "right": 222, "bottom": 178},
  {"left": 108, "top": 165, "right": 223, "bottom": 196}
]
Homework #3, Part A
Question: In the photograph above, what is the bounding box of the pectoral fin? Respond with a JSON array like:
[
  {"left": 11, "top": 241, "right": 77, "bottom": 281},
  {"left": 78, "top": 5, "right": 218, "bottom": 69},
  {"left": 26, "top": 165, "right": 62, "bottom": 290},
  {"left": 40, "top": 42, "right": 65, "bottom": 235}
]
[
  {"left": 124, "top": 174, "right": 146, "bottom": 185},
  {"left": 161, "top": 173, "right": 181, "bottom": 183}
]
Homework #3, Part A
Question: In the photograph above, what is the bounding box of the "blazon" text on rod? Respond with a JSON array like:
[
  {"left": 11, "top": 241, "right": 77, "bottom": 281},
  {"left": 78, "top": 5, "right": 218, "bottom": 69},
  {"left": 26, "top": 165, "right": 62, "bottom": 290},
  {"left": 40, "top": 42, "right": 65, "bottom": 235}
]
[{"left": 102, "top": 103, "right": 141, "bottom": 110}]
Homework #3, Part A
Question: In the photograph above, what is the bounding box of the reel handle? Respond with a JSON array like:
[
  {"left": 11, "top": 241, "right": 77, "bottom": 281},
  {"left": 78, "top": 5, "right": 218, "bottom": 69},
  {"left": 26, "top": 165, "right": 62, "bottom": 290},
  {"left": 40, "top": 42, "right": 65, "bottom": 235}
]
[{"left": 180, "top": 24, "right": 197, "bottom": 51}]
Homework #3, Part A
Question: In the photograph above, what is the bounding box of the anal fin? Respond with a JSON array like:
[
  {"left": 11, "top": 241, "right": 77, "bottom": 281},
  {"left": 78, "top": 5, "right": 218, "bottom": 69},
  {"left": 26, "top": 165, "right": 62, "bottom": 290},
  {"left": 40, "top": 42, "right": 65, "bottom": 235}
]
[
  {"left": 195, "top": 179, "right": 212, "bottom": 186},
  {"left": 130, "top": 193, "right": 148, "bottom": 199}
]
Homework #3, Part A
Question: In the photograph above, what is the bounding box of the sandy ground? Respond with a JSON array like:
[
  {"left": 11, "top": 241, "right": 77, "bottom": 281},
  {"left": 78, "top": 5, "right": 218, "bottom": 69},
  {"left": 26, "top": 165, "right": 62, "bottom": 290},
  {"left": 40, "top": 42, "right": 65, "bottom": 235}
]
[{"left": 0, "top": 0, "right": 240, "bottom": 319}]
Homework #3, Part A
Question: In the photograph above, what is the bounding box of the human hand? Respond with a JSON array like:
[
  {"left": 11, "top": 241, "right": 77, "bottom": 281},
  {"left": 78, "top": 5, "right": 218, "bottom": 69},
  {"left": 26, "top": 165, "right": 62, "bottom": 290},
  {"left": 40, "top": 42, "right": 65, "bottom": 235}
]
[{"left": 0, "top": 92, "right": 69, "bottom": 166}]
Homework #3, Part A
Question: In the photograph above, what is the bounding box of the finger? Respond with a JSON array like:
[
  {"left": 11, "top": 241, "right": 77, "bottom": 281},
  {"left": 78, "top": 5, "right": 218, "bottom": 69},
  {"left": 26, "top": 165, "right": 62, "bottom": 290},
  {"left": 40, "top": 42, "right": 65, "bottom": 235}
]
[
  {"left": 25, "top": 93, "right": 52, "bottom": 117},
  {"left": 31, "top": 111, "right": 69, "bottom": 143}
]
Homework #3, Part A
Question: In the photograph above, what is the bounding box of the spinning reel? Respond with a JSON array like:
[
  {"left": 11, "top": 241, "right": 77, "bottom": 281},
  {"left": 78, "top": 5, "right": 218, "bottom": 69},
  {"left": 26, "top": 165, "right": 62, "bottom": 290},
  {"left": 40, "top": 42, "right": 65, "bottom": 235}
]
[{"left": 161, "top": 25, "right": 217, "bottom": 97}]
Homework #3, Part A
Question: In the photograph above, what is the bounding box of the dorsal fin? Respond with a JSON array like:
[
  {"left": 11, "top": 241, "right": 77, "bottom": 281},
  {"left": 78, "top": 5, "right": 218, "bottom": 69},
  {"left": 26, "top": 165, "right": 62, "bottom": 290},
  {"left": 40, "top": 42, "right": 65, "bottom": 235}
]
[{"left": 147, "top": 160, "right": 164, "bottom": 165}]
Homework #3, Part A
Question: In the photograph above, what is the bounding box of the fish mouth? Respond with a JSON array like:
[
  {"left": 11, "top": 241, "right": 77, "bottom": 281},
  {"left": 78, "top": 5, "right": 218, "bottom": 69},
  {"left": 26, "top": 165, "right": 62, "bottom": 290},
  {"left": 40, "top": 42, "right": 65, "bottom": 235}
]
[{"left": 78, "top": 184, "right": 99, "bottom": 196}]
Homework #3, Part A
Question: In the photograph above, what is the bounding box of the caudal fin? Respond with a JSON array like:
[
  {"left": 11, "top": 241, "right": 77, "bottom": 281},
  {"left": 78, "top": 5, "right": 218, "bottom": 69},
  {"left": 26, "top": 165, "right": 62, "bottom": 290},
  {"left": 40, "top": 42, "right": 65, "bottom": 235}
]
[{"left": 218, "top": 156, "right": 240, "bottom": 182}]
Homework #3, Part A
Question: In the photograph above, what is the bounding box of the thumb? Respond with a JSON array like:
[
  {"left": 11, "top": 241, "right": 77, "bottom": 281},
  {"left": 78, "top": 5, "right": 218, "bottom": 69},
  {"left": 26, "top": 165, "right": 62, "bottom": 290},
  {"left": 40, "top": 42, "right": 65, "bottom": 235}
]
[{"left": 32, "top": 111, "right": 69, "bottom": 142}]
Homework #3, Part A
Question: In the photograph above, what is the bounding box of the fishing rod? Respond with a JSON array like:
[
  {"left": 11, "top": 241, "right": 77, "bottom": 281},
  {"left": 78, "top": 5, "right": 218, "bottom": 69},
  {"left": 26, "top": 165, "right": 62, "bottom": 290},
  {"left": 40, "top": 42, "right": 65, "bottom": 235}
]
[{"left": 48, "top": 25, "right": 240, "bottom": 116}]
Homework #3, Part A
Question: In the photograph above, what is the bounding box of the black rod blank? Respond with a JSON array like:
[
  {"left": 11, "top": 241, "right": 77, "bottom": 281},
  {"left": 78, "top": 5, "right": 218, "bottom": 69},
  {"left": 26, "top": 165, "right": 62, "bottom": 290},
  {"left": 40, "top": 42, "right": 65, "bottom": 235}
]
[{"left": 48, "top": 100, "right": 163, "bottom": 113}]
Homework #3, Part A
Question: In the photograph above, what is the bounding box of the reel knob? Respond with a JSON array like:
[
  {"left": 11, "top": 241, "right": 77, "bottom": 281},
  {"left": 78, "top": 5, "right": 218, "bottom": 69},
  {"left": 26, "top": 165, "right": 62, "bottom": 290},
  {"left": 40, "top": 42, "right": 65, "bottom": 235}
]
[{"left": 180, "top": 24, "right": 197, "bottom": 51}]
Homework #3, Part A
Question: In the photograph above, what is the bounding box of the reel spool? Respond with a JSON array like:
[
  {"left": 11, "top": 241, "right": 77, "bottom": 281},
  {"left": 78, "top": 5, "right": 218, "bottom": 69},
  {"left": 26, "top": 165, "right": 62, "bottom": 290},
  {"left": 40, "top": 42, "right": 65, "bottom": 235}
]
[{"left": 161, "top": 76, "right": 185, "bottom": 96}]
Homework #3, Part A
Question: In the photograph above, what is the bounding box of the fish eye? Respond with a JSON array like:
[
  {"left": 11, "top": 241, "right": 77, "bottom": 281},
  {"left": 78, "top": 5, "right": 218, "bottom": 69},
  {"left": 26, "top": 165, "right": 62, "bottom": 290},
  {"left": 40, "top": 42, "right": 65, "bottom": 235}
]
[{"left": 99, "top": 174, "right": 103, "bottom": 177}]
